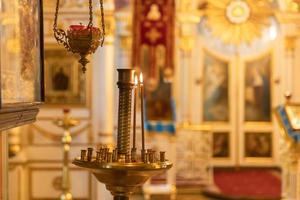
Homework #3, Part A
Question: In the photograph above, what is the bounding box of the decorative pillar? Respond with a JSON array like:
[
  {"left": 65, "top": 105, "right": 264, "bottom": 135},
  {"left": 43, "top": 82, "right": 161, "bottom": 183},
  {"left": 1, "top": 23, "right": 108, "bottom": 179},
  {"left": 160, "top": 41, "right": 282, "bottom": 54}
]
[
  {"left": 92, "top": 3, "right": 115, "bottom": 200},
  {"left": 285, "top": 36, "right": 296, "bottom": 95},
  {"left": 115, "top": 11, "right": 132, "bottom": 69},
  {"left": 92, "top": 10, "right": 115, "bottom": 146},
  {"left": 178, "top": 35, "right": 193, "bottom": 123},
  {"left": 176, "top": 11, "right": 200, "bottom": 124}
]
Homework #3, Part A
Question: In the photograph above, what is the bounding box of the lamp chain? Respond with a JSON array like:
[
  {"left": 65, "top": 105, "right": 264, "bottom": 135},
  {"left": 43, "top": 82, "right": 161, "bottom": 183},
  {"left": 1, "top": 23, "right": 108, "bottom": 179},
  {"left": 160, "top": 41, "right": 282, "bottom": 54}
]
[
  {"left": 53, "top": 0, "right": 60, "bottom": 30},
  {"left": 88, "top": 0, "right": 93, "bottom": 27},
  {"left": 100, "top": 0, "right": 105, "bottom": 46}
]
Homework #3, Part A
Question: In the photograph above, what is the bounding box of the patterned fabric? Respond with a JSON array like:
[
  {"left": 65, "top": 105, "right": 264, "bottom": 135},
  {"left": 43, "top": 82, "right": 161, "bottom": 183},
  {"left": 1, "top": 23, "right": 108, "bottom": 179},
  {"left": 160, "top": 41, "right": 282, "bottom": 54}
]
[{"left": 132, "top": 0, "right": 175, "bottom": 82}]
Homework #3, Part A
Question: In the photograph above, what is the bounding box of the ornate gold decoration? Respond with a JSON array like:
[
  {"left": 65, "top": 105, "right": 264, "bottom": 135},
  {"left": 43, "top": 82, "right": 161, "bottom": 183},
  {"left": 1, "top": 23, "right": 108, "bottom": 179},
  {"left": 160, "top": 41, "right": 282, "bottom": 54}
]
[
  {"left": 285, "top": 0, "right": 300, "bottom": 12},
  {"left": 204, "top": 0, "right": 273, "bottom": 45},
  {"left": 146, "top": 28, "right": 162, "bottom": 43}
]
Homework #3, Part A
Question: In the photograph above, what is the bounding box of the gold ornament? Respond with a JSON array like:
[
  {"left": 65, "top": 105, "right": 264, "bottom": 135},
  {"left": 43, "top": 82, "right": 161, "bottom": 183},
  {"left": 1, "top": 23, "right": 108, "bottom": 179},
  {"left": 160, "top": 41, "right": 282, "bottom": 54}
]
[{"left": 204, "top": 0, "right": 274, "bottom": 45}]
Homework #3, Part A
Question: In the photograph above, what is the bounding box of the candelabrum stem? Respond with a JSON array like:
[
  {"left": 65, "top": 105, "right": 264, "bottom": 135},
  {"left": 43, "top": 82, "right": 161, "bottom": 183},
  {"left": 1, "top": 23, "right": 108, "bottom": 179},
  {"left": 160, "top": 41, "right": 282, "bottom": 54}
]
[
  {"left": 117, "top": 69, "right": 135, "bottom": 156},
  {"left": 114, "top": 196, "right": 129, "bottom": 200},
  {"left": 61, "top": 130, "right": 72, "bottom": 200}
]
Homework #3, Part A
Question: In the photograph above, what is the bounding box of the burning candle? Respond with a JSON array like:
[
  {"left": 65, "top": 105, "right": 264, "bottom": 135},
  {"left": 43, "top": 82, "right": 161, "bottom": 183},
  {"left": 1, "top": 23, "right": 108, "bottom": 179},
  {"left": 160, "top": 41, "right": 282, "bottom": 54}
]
[
  {"left": 133, "top": 75, "right": 138, "bottom": 149},
  {"left": 140, "top": 73, "right": 145, "bottom": 152}
]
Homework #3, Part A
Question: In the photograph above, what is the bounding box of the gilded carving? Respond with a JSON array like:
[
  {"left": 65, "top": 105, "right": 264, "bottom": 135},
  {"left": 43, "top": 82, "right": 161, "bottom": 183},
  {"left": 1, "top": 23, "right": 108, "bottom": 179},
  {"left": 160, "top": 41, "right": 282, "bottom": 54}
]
[{"left": 204, "top": 0, "right": 274, "bottom": 45}]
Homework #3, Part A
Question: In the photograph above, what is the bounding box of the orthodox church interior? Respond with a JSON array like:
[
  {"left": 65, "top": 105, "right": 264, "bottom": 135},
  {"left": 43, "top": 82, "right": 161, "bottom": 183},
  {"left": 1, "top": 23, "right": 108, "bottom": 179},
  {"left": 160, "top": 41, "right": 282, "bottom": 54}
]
[{"left": 1, "top": 0, "right": 300, "bottom": 200}]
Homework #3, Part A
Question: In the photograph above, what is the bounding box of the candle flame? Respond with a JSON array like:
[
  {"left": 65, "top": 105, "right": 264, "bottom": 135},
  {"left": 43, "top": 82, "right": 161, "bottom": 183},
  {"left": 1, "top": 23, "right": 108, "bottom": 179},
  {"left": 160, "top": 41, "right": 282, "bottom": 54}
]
[
  {"left": 134, "top": 75, "right": 138, "bottom": 85},
  {"left": 139, "top": 73, "right": 143, "bottom": 83}
]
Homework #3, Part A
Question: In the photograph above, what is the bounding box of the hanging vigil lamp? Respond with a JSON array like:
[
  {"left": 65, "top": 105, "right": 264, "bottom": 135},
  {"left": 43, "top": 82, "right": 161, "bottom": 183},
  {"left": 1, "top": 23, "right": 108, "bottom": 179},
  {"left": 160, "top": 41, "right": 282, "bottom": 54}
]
[{"left": 53, "top": 0, "right": 105, "bottom": 73}]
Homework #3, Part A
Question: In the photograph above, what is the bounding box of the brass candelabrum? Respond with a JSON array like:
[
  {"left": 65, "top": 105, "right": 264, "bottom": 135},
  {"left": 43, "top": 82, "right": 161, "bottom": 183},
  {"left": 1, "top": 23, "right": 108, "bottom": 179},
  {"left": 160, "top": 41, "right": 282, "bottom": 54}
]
[
  {"left": 54, "top": 109, "right": 79, "bottom": 200},
  {"left": 73, "top": 69, "right": 172, "bottom": 200}
]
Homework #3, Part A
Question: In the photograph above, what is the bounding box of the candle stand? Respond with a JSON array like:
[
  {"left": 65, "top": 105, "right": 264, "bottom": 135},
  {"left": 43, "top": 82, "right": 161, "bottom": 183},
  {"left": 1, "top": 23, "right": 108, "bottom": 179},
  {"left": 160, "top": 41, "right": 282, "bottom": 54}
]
[
  {"left": 73, "top": 69, "right": 172, "bottom": 200},
  {"left": 53, "top": 109, "right": 79, "bottom": 200}
]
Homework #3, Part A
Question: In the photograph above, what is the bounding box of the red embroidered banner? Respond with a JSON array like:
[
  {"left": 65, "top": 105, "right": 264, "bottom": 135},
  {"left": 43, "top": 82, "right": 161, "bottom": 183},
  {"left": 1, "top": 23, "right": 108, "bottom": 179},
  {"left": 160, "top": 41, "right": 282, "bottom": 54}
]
[{"left": 132, "top": 0, "right": 175, "bottom": 90}]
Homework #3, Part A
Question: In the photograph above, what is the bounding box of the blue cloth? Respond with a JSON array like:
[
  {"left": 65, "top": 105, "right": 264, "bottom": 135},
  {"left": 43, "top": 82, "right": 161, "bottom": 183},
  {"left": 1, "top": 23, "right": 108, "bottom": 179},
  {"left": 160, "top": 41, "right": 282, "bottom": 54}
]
[
  {"left": 144, "top": 98, "right": 176, "bottom": 135},
  {"left": 276, "top": 105, "right": 300, "bottom": 142}
]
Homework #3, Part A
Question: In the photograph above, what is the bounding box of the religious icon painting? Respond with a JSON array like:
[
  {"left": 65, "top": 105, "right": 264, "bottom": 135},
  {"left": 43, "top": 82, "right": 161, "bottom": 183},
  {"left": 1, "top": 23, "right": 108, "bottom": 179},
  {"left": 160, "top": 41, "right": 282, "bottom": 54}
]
[
  {"left": 244, "top": 54, "right": 271, "bottom": 122},
  {"left": 145, "top": 69, "right": 173, "bottom": 121},
  {"left": 1, "top": 0, "right": 44, "bottom": 105},
  {"left": 202, "top": 53, "right": 229, "bottom": 122},
  {"left": 44, "top": 48, "right": 87, "bottom": 106},
  {"left": 244, "top": 132, "right": 272, "bottom": 158},
  {"left": 213, "top": 132, "right": 230, "bottom": 158}
]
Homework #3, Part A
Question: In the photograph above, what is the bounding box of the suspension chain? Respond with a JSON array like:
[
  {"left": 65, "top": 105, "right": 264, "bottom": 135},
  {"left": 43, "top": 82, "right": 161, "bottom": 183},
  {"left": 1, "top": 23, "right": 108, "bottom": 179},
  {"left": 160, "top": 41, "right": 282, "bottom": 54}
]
[
  {"left": 53, "top": 0, "right": 60, "bottom": 30},
  {"left": 88, "top": 0, "right": 93, "bottom": 27},
  {"left": 100, "top": 0, "right": 106, "bottom": 46}
]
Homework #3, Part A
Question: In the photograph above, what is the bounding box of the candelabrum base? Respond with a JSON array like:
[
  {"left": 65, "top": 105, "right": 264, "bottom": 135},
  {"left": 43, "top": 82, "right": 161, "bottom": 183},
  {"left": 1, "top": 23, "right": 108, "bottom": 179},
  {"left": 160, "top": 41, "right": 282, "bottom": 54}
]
[
  {"left": 60, "top": 192, "right": 72, "bottom": 200},
  {"left": 114, "top": 196, "right": 129, "bottom": 200},
  {"left": 72, "top": 159, "right": 172, "bottom": 198}
]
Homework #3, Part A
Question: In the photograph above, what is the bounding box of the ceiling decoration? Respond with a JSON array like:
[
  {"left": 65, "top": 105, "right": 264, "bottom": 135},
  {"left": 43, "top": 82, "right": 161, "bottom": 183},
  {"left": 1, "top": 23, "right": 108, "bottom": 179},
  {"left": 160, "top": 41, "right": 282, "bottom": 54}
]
[{"left": 204, "top": 0, "right": 275, "bottom": 45}]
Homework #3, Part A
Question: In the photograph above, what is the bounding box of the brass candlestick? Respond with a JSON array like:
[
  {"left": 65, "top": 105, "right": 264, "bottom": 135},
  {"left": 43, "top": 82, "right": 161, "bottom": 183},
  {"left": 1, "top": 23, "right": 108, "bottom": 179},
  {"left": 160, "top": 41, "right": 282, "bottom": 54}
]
[
  {"left": 54, "top": 109, "right": 79, "bottom": 200},
  {"left": 73, "top": 69, "right": 172, "bottom": 200}
]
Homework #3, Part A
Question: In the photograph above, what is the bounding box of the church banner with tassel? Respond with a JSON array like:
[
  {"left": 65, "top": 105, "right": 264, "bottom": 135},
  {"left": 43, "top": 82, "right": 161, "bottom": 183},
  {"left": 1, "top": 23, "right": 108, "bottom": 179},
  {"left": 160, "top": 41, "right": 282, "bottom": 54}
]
[
  {"left": 132, "top": 0, "right": 175, "bottom": 83},
  {"left": 132, "top": 0, "right": 175, "bottom": 134}
]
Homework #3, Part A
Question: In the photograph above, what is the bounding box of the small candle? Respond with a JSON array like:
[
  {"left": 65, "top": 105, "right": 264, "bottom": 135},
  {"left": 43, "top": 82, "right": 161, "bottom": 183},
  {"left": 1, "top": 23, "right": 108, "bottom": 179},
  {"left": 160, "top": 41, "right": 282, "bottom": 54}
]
[
  {"left": 133, "top": 75, "right": 138, "bottom": 149},
  {"left": 140, "top": 73, "right": 145, "bottom": 151}
]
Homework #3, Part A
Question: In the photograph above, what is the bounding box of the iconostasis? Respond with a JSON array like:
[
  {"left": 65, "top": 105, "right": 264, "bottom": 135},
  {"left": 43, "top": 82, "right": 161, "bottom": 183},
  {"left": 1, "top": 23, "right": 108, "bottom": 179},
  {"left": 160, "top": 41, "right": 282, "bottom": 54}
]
[{"left": 179, "top": 0, "right": 299, "bottom": 167}]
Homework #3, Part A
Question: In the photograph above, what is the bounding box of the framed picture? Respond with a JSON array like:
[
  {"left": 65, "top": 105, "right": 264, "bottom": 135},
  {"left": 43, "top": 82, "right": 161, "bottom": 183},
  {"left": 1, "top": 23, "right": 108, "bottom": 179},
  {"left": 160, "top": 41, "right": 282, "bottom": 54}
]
[
  {"left": 203, "top": 53, "right": 229, "bottom": 122},
  {"left": 1, "top": 0, "right": 44, "bottom": 105},
  {"left": 244, "top": 54, "right": 271, "bottom": 122},
  {"left": 213, "top": 132, "right": 230, "bottom": 158},
  {"left": 244, "top": 132, "right": 272, "bottom": 158},
  {"left": 44, "top": 48, "right": 87, "bottom": 106}
]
